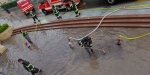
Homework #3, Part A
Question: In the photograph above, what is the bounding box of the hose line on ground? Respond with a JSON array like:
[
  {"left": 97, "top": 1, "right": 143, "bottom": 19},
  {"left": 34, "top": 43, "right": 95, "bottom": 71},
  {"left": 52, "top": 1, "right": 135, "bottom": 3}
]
[
  {"left": 69, "top": 6, "right": 150, "bottom": 41},
  {"left": 69, "top": 9, "right": 120, "bottom": 41}
]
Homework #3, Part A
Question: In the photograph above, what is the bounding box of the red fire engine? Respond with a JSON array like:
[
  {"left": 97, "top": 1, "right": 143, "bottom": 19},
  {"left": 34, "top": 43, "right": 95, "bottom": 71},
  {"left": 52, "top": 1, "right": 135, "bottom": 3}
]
[
  {"left": 17, "top": 0, "right": 35, "bottom": 15},
  {"left": 38, "top": 0, "right": 80, "bottom": 15}
]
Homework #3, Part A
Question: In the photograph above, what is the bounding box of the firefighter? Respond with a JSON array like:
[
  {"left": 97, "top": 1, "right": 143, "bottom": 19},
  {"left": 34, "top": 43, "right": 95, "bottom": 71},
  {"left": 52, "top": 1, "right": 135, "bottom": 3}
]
[
  {"left": 18, "top": 59, "right": 42, "bottom": 75},
  {"left": 3, "top": 7, "right": 10, "bottom": 14},
  {"left": 20, "top": 30, "right": 33, "bottom": 44},
  {"left": 70, "top": 1, "right": 81, "bottom": 17},
  {"left": 52, "top": 5, "right": 62, "bottom": 19},
  {"left": 79, "top": 36, "right": 94, "bottom": 55},
  {"left": 29, "top": 10, "right": 40, "bottom": 24},
  {"left": 3, "top": 7, "right": 12, "bottom": 17}
]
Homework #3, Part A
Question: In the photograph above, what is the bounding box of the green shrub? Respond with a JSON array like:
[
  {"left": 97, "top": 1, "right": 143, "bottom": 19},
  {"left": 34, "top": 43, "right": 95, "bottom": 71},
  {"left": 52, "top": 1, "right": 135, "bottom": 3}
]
[
  {"left": 1, "top": 0, "right": 17, "bottom": 9},
  {"left": 0, "top": 23, "right": 9, "bottom": 33}
]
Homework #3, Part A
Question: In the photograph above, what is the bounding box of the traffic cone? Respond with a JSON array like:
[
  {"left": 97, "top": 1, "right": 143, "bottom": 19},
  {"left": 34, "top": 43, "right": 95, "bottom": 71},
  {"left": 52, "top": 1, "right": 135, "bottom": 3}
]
[
  {"left": 117, "top": 36, "right": 121, "bottom": 45},
  {"left": 68, "top": 38, "right": 74, "bottom": 48}
]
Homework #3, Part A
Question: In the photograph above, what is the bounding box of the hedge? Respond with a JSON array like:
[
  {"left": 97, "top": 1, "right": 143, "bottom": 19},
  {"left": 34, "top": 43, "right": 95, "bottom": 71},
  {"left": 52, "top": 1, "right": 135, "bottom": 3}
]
[
  {"left": 1, "top": 0, "right": 17, "bottom": 9},
  {"left": 0, "top": 23, "right": 9, "bottom": 33}
]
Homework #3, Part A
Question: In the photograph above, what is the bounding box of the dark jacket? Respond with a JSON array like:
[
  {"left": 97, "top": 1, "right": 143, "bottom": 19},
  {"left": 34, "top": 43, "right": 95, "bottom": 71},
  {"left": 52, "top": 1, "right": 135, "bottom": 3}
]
[
  {"left": 3, "top": 7, "right": 10, "bottom": 13},
  {"left": 52, "top": 6, "right": 59, "bottom": 14},
  {"left": 22, "top": 60, "right": 34, "bottom": 72},
  {"left": 29, "top": 11, "right": 35, "bottom": 17},
  {"left": 21, "top": 31, "right": 28, "bottom": 37},
  {"left": 79, "top": 37, "right": 92, "bottom": 47},
  {"left": 70, "top": 3, "right": 78, "bottom": 11}
]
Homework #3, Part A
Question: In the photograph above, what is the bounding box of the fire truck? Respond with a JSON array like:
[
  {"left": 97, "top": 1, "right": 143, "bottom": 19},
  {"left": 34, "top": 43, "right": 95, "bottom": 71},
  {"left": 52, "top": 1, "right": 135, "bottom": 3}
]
[
  {"left": 38, "top": 0, "right": 80, "bottom": 15},
  {"left": 17, "top": 0, "right": 35, "bottom": 15}
]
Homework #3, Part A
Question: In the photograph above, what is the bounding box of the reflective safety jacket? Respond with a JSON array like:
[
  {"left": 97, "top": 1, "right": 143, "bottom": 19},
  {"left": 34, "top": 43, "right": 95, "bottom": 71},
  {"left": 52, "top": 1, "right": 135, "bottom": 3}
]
[
  {"left": 22, "top": 60, "right": 35, "bottom": 72},
  {"left": 29, "top": 11, "right": 35, "bottom": 17},
  {"left": 79, "top": 37, "right": 92, "bottom": 47},
  {"left": 21, "top": 31, "right": 28, "bottom": 37},
  {"left": 52, "top": 6, "right": 59, "bottom": 14},
  {"left": 70, "top": 3, "right": 78, "bottom": 12},
  {"left": 21, "top": 31, "right": 28, "bottom": 42}
]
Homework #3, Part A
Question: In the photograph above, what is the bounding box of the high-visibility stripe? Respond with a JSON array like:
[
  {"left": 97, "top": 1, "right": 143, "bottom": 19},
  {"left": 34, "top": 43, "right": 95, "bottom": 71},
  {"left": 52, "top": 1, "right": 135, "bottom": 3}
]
[
  {"left": 22, "top": 4, "right": 33, "bottom": 13},
  {"left": 45, "top": 7, "right": 52, "bottom": 10},
  {"left": 28, "top": 4, "right": 32, "bottom": 7},
  {"left": 75, "top": 5, "right": 78, "bottom": 12},
  {"left": 51, "top": 0, "right": 62, "bottom": 3},
  {"left": 30, "top": 11, "right": 35, "bottom": 17},
  {"left": 90, "top": 44, "right": 92, "bottom": 46},
  {"left": 25, "top": 63, "right": 34, "bottom": 72},
  {"left": 79, "top": 41, "right": 83, "bottom": 46},
  {"left": 53, "top": 6, "right": 58, "bottom": 14}
]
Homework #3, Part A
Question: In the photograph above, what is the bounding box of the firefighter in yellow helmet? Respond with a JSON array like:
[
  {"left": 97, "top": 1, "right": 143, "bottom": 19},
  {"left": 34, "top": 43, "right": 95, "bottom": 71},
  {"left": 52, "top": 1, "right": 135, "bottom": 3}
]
[
  {"left": 20, "top": 30, "right": 33, "bottom": 44},
  {"left": 18, "top": 58, "right": 42, "bottom": 75},
  {"left": 79, "top": 36, "right": 94, "bottom": 55},
  {"left": 52, "top": 5, "right": 62, "bottom": 19},
  {"left": 29, "top": 10, "right": 40, "bottom": 24},
  {"left": 70, "top": 1, "right": 81, "bottom": 17}
]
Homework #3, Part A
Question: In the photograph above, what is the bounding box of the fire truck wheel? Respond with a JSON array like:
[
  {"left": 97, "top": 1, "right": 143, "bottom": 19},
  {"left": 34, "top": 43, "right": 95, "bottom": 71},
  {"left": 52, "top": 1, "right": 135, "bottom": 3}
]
[
  {"left": 25, "top": 14, "right": 29, "bottom": 18},
  {"left": 106, "top": 0, "right": 118, "bottom": 5},
  {"left": 42, "top": 10, "right": 48, "bottom": 15}
]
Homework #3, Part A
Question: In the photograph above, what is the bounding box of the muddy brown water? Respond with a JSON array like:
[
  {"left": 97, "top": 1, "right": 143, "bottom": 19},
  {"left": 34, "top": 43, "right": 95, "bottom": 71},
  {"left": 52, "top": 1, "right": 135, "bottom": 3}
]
[{"left": 0, "top": 27, "right": 150, "bottom": 75}]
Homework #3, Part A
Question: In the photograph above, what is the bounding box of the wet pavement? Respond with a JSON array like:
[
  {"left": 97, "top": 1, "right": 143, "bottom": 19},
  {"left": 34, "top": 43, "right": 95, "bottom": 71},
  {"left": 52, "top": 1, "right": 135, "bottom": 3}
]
[
  {"left": 1, "top": 0, "right": 150, "bottom": 75},
  {"left": 1, "top": 27, "right": 150, "bottom": 75}
]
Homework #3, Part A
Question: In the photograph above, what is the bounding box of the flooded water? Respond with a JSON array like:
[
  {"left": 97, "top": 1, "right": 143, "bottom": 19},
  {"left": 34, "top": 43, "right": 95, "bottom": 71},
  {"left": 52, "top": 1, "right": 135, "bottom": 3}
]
[{"left": 0, "top": 27, "right": 150, "bottom": 75}]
